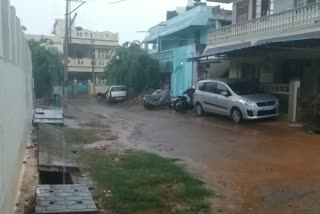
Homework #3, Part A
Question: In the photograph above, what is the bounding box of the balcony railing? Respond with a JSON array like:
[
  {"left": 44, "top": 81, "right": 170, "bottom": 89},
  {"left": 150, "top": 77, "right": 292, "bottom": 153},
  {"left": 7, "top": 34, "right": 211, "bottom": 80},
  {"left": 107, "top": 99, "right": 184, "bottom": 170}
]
[
  {"left": 68, "top": 58, "right": 109, "bottom": 68},
  {"left": 261, "top": 83, "right": 289, "bottom": 95},
  {"left": 209, "top": 3, "right": 320, "bottom": 45}
]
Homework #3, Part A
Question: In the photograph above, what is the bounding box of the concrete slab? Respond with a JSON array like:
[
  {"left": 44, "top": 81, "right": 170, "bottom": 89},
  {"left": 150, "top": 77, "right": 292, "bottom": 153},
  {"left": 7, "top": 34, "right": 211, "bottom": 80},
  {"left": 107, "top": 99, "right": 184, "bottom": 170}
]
[
  {"left": 34, "top": 108, "right": 64, "bottom": 125},
  {"left": 38, "top": 124, "right": 78, "bottom": 171},
  {"left": 36, "top": 185, "right": 97, "bottom": 214}
]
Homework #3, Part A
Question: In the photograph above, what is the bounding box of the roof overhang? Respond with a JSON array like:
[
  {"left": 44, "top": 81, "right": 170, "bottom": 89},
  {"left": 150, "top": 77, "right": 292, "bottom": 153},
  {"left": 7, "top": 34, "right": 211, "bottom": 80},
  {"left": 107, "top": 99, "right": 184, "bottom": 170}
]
[
  {"left": 188, "top": 31, "right": 320, "bottom": 62},
  {"left": 206, "top": 0, "right": 233, "bottom": 3}
]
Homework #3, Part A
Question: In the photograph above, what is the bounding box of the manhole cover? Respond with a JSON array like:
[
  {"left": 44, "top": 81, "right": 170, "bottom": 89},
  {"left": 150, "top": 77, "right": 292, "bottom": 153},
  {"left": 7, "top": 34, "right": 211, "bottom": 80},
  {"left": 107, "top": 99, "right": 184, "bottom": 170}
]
[{"left": 36, "top": 185, "right": 97, "bottom": 214}]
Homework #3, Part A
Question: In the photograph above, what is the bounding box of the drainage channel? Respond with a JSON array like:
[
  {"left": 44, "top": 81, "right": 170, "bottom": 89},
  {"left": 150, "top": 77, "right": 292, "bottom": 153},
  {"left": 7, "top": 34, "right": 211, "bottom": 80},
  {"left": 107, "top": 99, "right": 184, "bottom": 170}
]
[{"left": 35, "top": 123, "right": 97, "bottom": 214}]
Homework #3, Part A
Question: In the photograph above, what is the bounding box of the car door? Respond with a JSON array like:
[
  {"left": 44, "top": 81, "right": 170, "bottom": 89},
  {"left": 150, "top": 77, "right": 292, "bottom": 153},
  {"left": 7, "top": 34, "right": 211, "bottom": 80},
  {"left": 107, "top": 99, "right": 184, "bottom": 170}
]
[
  {"left": 215, "top": 83, "right": 232, "bottom": 115},
  {"left": 202, "top": 82, "right": 219, "bottom": 113}
]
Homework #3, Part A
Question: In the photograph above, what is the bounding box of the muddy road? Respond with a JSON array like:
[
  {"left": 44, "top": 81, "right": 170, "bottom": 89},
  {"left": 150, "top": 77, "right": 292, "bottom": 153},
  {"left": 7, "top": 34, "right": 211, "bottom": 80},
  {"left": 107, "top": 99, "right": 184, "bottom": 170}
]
[{"left": 66, "top": 95, "right": 320, "bottom": 214}]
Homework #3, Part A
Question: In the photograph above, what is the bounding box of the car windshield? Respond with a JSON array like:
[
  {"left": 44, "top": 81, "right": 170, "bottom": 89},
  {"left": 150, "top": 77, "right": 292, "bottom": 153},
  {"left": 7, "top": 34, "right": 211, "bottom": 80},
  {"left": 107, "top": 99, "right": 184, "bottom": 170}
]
[
  {"left": 112, "top": 86, "right": 126, "bottom": 92},
  {"left": 228, "top": 82, "right": 264, "bottom": 95}
]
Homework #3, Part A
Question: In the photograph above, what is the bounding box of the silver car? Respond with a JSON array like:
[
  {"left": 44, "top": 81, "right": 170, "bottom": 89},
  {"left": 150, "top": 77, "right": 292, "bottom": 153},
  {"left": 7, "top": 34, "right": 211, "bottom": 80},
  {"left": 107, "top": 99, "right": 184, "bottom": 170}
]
[{"left": 194, "top": 79, "right": 280, "bottom": 123}]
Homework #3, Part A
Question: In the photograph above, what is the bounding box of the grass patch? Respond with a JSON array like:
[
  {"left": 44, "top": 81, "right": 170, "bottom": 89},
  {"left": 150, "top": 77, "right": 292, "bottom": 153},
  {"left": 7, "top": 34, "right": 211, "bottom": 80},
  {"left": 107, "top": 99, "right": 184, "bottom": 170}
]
[
  {"left": 64, "top": 128, "right": 101, "bottom": 144},
  {"left": 81, "top": 151, "right": 213, "bottom": 214}
]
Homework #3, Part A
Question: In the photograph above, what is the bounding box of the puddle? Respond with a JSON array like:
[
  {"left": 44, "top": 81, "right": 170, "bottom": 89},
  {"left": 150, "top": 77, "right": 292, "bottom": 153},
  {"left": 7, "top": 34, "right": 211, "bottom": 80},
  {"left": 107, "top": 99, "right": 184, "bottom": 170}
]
[{"left": 258, "top": 185, "right": 313, "bottom": 206}]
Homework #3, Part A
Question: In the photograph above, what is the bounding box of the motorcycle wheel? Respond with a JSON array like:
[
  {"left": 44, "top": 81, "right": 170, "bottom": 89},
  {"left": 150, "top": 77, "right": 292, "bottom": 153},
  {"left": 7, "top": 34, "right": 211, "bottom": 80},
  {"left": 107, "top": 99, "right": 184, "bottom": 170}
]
[{"left": 173, "top": 100, "right": 182, "bottom": 112}]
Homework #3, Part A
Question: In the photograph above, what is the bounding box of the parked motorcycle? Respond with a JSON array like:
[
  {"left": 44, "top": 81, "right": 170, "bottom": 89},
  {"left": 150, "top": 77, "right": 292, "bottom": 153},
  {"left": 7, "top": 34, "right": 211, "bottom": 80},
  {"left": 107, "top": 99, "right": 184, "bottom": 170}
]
[
  {"left": 143, "top": 89, "right": 172, "bottom": 110},
  {"left": 97, "top": 92, "right": 107, "bottom": 102},
  {"left": 172, "top": 87, "right": 195, "bottom": 112}
]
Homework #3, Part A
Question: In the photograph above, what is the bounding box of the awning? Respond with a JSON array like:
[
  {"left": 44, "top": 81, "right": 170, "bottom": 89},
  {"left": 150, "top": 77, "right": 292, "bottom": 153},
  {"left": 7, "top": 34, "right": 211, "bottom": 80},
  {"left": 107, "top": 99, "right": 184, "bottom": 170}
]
[
  {"left": 144, "top": 6, "right": 217, "bottom": 43},
  {"left": 188, "top": 31, "right": 320, "bottom": 62},
  {"left": 256, "top": 31, "right": 320, "bottom": 45}
]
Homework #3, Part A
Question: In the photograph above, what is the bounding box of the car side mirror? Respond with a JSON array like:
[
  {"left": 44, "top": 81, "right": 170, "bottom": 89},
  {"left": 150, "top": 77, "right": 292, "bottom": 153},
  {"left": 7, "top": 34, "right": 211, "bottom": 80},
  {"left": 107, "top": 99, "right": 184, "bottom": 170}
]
[{"left": 221, "top": 91, "right": 228, "bottom": 97}]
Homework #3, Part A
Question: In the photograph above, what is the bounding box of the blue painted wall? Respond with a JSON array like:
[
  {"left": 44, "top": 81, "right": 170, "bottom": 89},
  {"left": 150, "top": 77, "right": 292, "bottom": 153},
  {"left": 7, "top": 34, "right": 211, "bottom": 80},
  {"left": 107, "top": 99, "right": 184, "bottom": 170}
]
[{"left": 171, "top": 44, "right": 195, "bottom": 96}]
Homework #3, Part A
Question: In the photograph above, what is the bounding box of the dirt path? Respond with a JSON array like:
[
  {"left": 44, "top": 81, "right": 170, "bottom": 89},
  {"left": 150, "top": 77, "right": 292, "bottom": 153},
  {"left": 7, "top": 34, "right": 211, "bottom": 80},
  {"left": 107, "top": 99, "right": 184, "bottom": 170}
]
[{"left": 66, "top": 95, "right": 320, "bottom": 214}]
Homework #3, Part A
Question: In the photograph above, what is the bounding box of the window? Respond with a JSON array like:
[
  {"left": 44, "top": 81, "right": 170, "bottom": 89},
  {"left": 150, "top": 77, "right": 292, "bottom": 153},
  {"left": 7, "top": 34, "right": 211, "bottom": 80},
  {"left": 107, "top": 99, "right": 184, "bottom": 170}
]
[
  {"left": 198, "top": 82, "right": 206, "bottom": 91},
  {"left": 256, "top": 0, "right": 261, "bottom": 18},
  {"left": 236, "top": 0, "right": 249, "bottom": 23},
  {"left": 228, "top": 82, "right": 264, "bottom": 95},
  {"left": 111, "top": 86, "right": 126, "bottom": 92},
  {"left": 178, "top": 40, "right": 187, "bottom": 47},
  {"left": 261, "top": 0, "right": 270, "bottom": 16},
  {"left": 252, "top": 0, "right": 256, "bottom": 19},
  {"left": 203, "top": 82, "right": 217, "bottom": 93},
  {"left": 256, "top": 0, "right": 273, "bottom": 17},
  {"left": 216, "top": 83, "right": 230, "bottom": 95},
  {"left": 297, "top": 0, "right": 316, "bottom": 7}
]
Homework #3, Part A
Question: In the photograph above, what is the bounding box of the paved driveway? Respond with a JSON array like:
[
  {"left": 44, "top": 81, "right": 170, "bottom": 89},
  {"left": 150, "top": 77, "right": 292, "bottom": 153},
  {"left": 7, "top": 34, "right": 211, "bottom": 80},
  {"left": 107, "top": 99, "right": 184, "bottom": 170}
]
[{"left": 67, "top": 95, "right": 320, "bottom": 214}]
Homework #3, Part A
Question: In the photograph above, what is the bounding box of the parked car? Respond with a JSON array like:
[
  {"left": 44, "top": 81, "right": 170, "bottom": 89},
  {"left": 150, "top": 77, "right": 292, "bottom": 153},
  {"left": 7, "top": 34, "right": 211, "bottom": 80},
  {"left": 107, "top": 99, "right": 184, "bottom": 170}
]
[
  {"left": 194, "top": 79, "right": 280, "bottom": 123},
  {"left": 106, "top": 85, "right": 127, "bottom": 103}
]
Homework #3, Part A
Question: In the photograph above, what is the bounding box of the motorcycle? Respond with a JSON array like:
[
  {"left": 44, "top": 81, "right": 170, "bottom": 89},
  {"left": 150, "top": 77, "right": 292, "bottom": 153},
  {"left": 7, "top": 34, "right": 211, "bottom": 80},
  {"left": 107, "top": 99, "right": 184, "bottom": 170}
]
[
  {"left": 172, "top": 87, "right": 195, "bottom": 112},
  {"left": 143, "top": 89, "right": 172, "bottom": 110},
  {"left": 97, "top": 92, "right": 107, "bottom": 102}
]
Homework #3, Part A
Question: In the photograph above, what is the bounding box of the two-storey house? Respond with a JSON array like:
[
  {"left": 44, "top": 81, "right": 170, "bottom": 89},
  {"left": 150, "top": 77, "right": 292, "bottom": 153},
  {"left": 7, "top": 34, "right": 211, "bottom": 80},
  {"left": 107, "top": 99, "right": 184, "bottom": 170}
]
[
  {"left": 198, "top": 0, "right": 320, "bottom": 123},
  {"left": 144, "top": 4, "right": 232, "bottom": 96}
]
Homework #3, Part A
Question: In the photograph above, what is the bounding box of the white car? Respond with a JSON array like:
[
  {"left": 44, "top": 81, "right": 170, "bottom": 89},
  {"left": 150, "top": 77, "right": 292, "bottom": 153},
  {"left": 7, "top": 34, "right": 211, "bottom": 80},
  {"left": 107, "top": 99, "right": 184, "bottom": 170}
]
[{"left": 106, "top": 85, "right": 127, "bottom": 103}]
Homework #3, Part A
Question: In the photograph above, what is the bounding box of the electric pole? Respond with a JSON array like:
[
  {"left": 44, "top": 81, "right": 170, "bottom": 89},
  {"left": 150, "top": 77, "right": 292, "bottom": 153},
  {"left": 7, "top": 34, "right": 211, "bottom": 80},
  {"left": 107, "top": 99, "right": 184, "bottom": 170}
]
[
  {"left": 90, "top": 33, "right": 96, "bottom": 95},
  {"left": 62, "top": 0, "right": 86, "bottom": 108},
  {"left": 62, "top": 0, "right": 70, "bottom": 108}
]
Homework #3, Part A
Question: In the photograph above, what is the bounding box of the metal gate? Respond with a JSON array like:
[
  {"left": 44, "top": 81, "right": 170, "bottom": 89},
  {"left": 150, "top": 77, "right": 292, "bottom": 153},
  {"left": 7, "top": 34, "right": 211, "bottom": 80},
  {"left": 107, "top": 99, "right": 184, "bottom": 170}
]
[
  {"left": 299, "top": 95, "right": 320, "bottom": 124},
  {"left": 77, "top": 81, "right": 89, "bottom": 93}
]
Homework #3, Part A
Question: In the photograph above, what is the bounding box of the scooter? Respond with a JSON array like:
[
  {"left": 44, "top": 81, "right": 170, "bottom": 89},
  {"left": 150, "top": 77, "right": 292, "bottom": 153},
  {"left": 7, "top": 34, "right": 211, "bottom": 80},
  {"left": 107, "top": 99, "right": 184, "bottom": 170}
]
[
  {"left": 172, "top": 88, "right": 195, "bottom": 112},
  {"left": 143, "top": 89, "right": 172, "bottom": 110}
]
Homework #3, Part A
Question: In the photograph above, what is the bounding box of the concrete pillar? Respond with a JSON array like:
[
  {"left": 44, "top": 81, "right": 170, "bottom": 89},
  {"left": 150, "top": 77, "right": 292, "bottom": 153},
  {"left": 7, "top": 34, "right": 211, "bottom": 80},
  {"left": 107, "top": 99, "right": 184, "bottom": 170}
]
[
  {"left": 193, "top": 61, "right": 198, "bottom": 86},
  {"left": 20, "top": 32, "right": 25, "bottom": 67},
  {"left": 215, "top": 20, "right": 221, "bottom": 29},
  {"left": 248, "top": 0, "right": 254, "bottom": 20},
  {"left": 229, "top": 61, "right": 241, "bottom": 79},
  {"left": 16, "top": 18, "right": 21, "bottom": 66},
  {"left": 232, "top": 3, "right": 237, "bottom": 24},
  {"left": 10, "top": 6, "right": 16, "bottom": 64},
  {"left": 1, "top": 0, "right": 10, "bottom": 60},
  {"left": 8, "top": 3, "right": 14, "bottom": 62},
  {"left": 73, "top": 80, "right": 78, "bottom": 96},
  {"left": 88, "top": 80, "right": 91, "bottom": 95},
  {"left": 288, "top": 80, "right": 300, "bottom": 123}
]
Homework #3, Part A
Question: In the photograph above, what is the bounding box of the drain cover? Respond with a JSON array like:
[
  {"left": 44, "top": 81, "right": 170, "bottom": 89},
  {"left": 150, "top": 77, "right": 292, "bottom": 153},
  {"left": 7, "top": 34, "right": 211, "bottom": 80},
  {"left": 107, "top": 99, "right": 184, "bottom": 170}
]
[{"left": 36, "top": 185, "right": 97, "bottom": 214}]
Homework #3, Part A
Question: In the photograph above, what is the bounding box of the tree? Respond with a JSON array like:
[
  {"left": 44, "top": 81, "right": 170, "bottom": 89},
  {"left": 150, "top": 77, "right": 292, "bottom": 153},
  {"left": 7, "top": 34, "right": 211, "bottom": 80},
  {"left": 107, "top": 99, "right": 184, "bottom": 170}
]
[
  {"left": 28, "top": 39, "right": 64, "bottom": 98},
  {"left": 105, "top": 43, "right": 160, "bottom": 97}
]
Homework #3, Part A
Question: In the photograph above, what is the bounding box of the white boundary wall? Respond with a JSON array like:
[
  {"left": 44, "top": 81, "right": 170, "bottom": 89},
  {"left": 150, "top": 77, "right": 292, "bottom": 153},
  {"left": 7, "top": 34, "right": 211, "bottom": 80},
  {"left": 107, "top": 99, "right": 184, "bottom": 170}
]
[{"left": 0, "top": 0, "right": 34, "bottom": 213}]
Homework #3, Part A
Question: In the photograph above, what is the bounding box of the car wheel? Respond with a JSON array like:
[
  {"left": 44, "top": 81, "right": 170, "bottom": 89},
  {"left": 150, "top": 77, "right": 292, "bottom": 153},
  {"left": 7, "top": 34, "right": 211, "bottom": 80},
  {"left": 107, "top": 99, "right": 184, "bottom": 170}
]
[
  {"left": 231, "top": 108, "right": 242, "bottom": 123},
  {"left": 196, "top": 103, "right": 204, "bottom": 116}
]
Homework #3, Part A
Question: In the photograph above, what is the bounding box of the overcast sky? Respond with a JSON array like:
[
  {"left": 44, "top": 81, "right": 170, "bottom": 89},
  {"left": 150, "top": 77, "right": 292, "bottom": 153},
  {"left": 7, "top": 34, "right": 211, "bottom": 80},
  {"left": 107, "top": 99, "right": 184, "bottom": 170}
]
[{"left": 11, "top": 0, "right": 232, "bottom": 44}]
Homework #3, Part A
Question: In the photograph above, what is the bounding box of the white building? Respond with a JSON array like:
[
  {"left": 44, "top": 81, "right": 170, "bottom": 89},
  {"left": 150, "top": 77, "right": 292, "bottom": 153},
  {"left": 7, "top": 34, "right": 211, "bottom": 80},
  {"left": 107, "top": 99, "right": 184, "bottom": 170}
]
[
  {"left": 0, "top": 1, "right": 34, "bottom": 213},
  {"left": 27, "top": 18, "right": 119, "bottom": 84}
]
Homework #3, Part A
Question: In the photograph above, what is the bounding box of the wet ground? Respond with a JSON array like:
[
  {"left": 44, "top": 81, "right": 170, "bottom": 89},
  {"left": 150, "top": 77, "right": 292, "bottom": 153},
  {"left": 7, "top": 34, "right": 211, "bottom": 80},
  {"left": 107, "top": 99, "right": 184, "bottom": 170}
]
[{"left": 66, "top": 95, "right": 320, "bottom": 214}]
